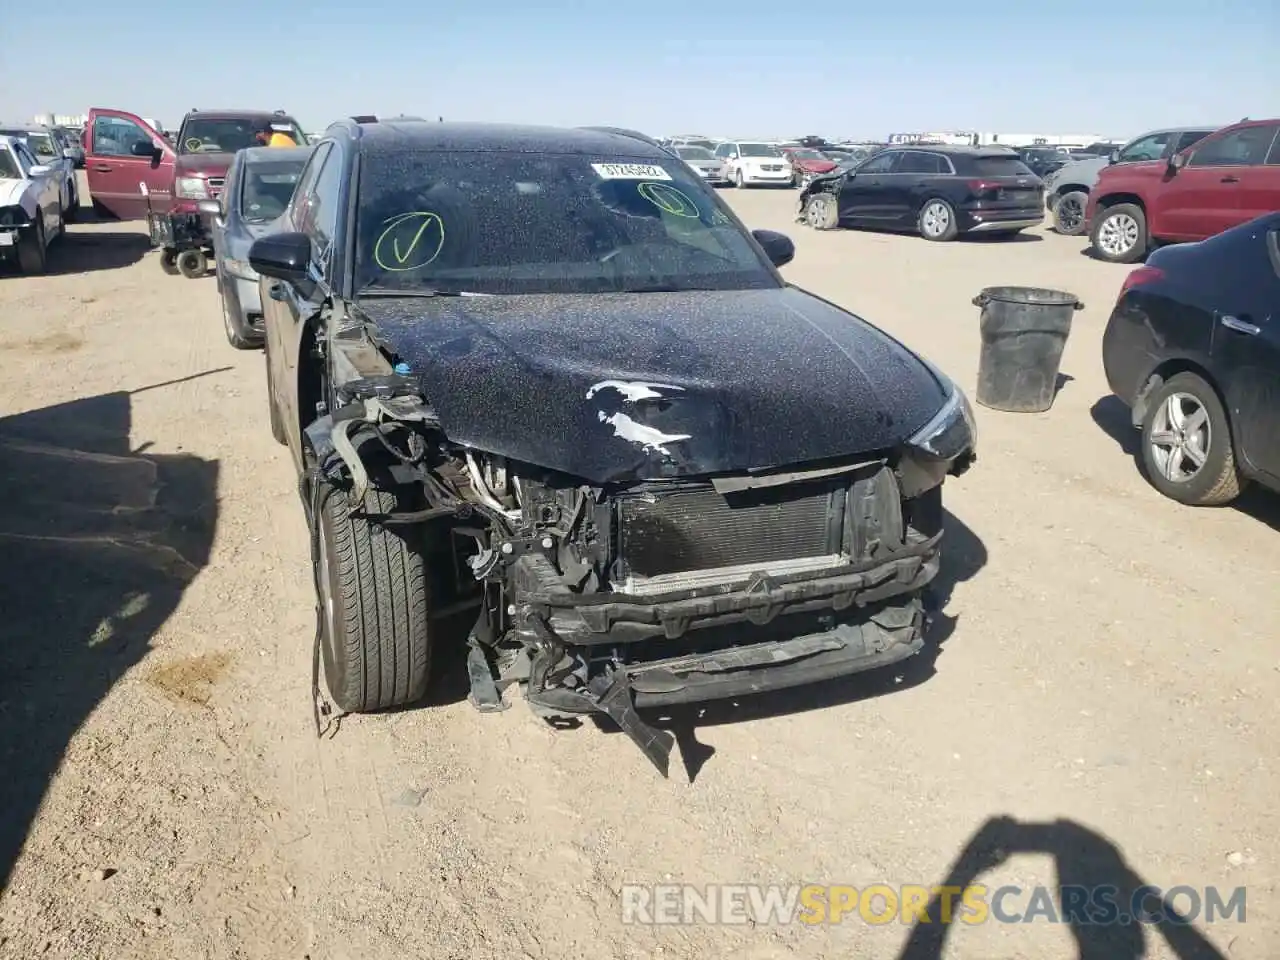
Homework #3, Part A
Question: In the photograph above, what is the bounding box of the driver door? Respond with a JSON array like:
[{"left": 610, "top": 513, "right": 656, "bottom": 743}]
[
  {"left": 839, "top": 150, "right": 900, "bottom": 223},
  {"left": 85, "top": 108, "right": 175, "bottom": 219}
]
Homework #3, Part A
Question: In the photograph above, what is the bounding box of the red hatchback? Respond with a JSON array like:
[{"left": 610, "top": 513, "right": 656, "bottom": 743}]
[{"left": 1086, "top": 118, "right": 1280, "bottom": 263}]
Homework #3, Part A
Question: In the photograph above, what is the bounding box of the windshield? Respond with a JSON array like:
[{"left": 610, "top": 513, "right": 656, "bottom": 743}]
[
  {"left": 971, "top": 156, "right": 1036, "bottom": 177},
  {"left": 738, "top": 143, "right": 781, "bottom": 158},
  {"left": 0, "top": 148, "right": 18, "bottom": 180},
  {"left": 241, "top": 157, "right": 308, "bottom": 221},
  {"left": 354, "top": 151, "right": 779, "bottom": 296},
  {"left": 789, "top": 149, "right": 825, "bottom": 160},
  {"left": 25, "top": 134, "right": 58, "bottom": 160},
  {"left": 676, "top": 146, "right": 716, "bottom": 163},
  {"left": 682, "top": 139, "right": 715, "bottom": 150},
  {"left": 179, "top": 117, "right": 302, "bottom": 154}
]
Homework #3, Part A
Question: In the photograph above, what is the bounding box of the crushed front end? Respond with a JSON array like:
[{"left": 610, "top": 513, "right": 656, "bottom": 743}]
[{"left": 310, "top": 327, "right": 976, "bottom": 776}]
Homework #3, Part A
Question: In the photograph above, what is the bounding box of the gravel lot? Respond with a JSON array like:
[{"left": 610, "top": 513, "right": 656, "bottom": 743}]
[{"left": 0, "top": 183, "right": 1276, "bottom": 960}]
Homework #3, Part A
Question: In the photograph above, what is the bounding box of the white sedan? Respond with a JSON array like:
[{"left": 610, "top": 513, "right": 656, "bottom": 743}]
[
  {"left": 0, "top": 134, "right": 64, "bottom": 274},
  {"left": 0, "top": 125, "right": 79, "bottom": 219},
  {"left": 713, "top": 141, "right": 796, "bottom": 188}
]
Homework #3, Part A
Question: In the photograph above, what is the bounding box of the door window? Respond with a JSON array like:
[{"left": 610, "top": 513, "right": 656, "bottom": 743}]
[
  {"left": 288, "top": 143, "right": 331, "bottom": 232},
  {"left": 713, "top": 143, "right": 732, "bottom": 159},
  {"left": 1188, "top": 125, "right": 1279, "bottom": 167},
  {"left": 897, "top": 152, "right": 947, "bottom": 175},
  {"left": 858, "top": 152, "right": 899, "bottom": 174},
  {"left": 92, "top": 116, "right": 150, "bottom": 157},
  {"left": 1117, "top": 132, "right": 1171, "bottom": 162},
  {"left": 1173, "top": 130, "right": 1214, "bottom": 154},
  {"left": 302, "top": 146, "right": 344, "bottom": 267}
]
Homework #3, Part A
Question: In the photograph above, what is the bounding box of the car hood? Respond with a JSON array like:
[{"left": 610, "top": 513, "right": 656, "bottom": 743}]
[
  {"left": 0, "top": 178, "right": 32, "bottom": 208},
  {"left": 796, "top": 159, "right": 837, "bottom": 172},
  {"left": 174, "top": 153, "right": 233, "bottom": 178},
  {"left": 358, "top": 287, "right": 949, "bottom": 484},
  {"left": 1047, "top": 156, "right": 1108, "bottom": 186}
]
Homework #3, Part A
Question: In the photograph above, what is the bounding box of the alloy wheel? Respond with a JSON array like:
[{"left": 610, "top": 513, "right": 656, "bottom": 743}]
[
  {"left": 921, "top": 201, "right": 951, "bottom": 238},
  {"left": 1097, "top": 212, "right": 1139, "bottom": 257},
  {"left": 1148, "top": 392, "right": 1211, "bottom": 483},
  {"left": 806, "top": 196, "right": 831, "bottom": 228},
  {"left": 1056, "top": 195, "right": 1084, "bottom": 232}
]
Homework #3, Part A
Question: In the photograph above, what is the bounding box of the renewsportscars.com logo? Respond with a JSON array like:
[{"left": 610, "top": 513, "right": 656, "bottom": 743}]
[{"left": 621, "top": 884, "right": 1247, "bottom": 927}]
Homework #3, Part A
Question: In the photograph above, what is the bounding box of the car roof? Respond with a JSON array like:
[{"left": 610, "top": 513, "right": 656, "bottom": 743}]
[
  {"left": 883, "top": 145, "right": 1017, "bottom": 157},
  {"left": 238, "top": 145, "right": 313, "bottom": 163},
  {"left": 344, "top": 120, "right": 671, "bottom": 160},
  {"left": 183, "top": 110, "right": 298, "bottom": 122}
]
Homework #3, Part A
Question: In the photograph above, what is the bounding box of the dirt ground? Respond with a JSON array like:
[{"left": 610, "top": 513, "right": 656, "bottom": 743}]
[{"left": 0, "top": 183, "right": 1276, "bottom": 960}]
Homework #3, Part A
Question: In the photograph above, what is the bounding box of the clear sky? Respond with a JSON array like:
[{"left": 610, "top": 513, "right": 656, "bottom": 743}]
[{"left": 3, "top": 0, "right": 1276, "bottom": 139}]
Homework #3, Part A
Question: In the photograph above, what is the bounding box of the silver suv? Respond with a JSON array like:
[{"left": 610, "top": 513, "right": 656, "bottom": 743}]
[{"left": 1044, "top": 126, "right": 1220, "bottom": 235}]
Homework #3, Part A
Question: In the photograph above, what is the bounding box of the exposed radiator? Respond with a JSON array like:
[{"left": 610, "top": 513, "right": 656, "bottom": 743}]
[{"left": 616, "top": 484, "right": 836, "bottom": 578}]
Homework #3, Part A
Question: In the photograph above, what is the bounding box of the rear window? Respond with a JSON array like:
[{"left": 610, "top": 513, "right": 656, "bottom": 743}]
[
  {"left": 240, "top": 157, "right": 308, "bottom": 221},
  {"left": 971, "top": 156, "right": 1035, "bottom": 177}
]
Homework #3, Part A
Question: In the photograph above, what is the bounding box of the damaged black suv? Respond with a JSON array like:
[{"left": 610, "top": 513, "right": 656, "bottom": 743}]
[{"left": 249, "top": 119, "right": 976, "bottom": 774}]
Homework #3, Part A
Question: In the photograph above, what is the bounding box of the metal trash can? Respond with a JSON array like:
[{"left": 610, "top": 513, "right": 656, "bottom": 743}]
[{"left": 973, "top": 286, "right": 1083, "bottom": 413}]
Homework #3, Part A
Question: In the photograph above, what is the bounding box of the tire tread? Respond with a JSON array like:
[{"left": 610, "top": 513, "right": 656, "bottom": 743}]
[{"left": 321, "top": 485, "right": 430, "bottom": 711}]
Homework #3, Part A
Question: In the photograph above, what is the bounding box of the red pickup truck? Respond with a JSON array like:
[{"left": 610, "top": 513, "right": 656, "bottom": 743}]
[
  {"left": 83, "top": 106, "right": 304, "bottom": 221},
  {"left": 1086, "top": 118, "right": 1280, "bottom": 263}
]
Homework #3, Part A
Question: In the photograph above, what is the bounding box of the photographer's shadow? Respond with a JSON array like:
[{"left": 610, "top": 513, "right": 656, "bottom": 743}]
[{"left": 898, "top": 816, "right": 1227, "bottom": 960}]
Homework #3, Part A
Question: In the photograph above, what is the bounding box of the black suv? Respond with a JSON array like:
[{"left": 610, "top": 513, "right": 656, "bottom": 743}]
[
  {"left": 249, "top": 119, "right": 976, "bottom": 774},
  {"left": 797, "top": 146, "right": 1044, "bottom": 241}
]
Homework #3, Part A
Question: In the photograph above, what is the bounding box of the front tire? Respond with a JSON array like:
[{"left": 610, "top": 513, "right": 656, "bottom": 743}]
[
  {"left": 803, "top": 193, "right": 839, "bottom": 230},
  {"left": 1090, "top": 203, "right": 1147, "bottom": 263},
  {"left": 734, "top": 167, "right": 746, "bottom": 189},
  {"left": 1139, "top": 373, "right": 1242, "bottom": 506},
  {"left": 315, "top": 483, "right": 432, "bottom": 712},
  {"left": 16, "top": 221, "right": 47, "bottom": 274},
  {"left": 177, "top": 248, "right": 207, "bottom": 278},
  {"left": 917, "top": 199, "right": 958, "bottom": 241},
  {"left": 1051, "top": 190, "right": 1088, "bottom": 236}
]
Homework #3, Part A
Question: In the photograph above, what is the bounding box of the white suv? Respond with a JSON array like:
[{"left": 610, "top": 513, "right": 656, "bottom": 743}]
[{"left": 714, "top": 141, "right": 794, "bottom": 188}]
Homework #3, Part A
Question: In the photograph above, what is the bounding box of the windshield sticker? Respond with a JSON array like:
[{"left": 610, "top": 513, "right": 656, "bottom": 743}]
[
  {"left": 374, "top": 211, "right": 445, "bottom": 272},
  {"left": 591, "top": 162, "right": 672, "bottom": 181},
  {"left": 710, "top": 209, "right": 731, "bottom": 226},
  {"left": 184, "top": 137, "right": 202, "bottom": 152},
  {"left": 637, "top": 182, "right": 699, "bottom": 218}
]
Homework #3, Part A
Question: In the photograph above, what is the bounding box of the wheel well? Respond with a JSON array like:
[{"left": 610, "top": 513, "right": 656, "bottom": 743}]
[
  {"left": 1095, "top": 192, "right": 1145, "bottom": 213},
  {"left": 1133, "top": 359, "right": 1228, "bottom": 428},
  {"left": 1053, "top": 183, "right": 1089, "bottom": 199}
]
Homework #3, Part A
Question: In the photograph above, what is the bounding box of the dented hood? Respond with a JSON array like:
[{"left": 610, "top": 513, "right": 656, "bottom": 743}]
[{"left": 358, "top": 287, "right": 948, "bottom": 484}]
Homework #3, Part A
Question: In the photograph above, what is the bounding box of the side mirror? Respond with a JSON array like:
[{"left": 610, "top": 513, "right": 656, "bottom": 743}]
[
  {"left": 27, "top": 164, "right": 51, "bottom": 176},
  {"left": 62, "top": 148, "right": 76, "bottom": 160},
  {"left": 1108, "top": 150, "right": 1120, "bottom": 164},
  {"left": 727, "top": 152, "right": 738, "bottom": 160},
  {"left": 130, "top": 140, "right": 161, "bottom": 158},
  {"left": 249, "top": 231, "right": 313, "bottom": 284},
  {"left": 1168, "top": 153, "right": 1188, "bottom": 173},
  {"left": 197, "top": 199, "right": 222, "bottom": 217},
  {"left": 752, "top": 229, "right": 795, "bottom": 268}
]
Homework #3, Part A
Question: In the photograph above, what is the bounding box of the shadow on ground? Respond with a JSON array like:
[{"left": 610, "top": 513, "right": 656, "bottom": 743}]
[
  {"left": 42, "top": 228, "right": 151, "bottom": 276},
  {"left": 1091, "top": 395, "right": 1280, "bottom": 532},
  {"left": 581, "top": 508, "right": 987, "bottom": 780},
  {"left": 896, "top": 816, "right": 1228, "bottom": 960},
  {"left": 0, "top": 380, "right": 220, "bottom": 888}
]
